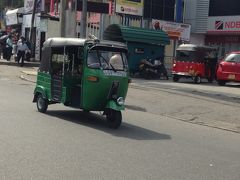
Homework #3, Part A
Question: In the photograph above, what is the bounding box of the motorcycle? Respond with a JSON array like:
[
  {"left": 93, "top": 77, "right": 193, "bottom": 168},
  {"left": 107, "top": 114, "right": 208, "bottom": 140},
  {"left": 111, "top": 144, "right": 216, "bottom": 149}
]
[{"left": 139, "top": 58, "right": 168, "bottom": 79}]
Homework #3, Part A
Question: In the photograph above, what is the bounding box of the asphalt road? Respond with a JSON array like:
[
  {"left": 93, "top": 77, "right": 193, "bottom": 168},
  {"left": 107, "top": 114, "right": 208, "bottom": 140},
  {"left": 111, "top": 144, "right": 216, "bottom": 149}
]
[
  {"left": 0, "top": 64, "right": 240, "bottom": 180},
  {"left": 129, "top": 78, "right": 240, "bottom": 133}
]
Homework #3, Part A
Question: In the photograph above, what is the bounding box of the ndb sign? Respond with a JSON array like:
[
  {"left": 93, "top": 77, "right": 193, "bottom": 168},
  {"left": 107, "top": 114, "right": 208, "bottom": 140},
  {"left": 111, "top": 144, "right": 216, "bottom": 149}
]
[
  {"left": 208, "top": 16, "right": 240, "bottom": 33},
  {"left": 115, "top": 0, "right": 144, "bottom": 16}
]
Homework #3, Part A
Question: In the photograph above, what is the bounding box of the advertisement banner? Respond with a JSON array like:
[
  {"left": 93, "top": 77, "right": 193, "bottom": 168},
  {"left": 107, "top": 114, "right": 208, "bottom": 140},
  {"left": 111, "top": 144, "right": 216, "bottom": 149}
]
[
  {"left": 24, "top": 0, "right": 45, "bottom": 13},
  {"left": 6, "top": 11, "right": 18, "bottom": 26},
  {"left": 152, "top": 19, "right": 191, "bottom": 41},
  {"left": 5, "top": 8, "right": 24, "bottom": 26},
  {"left": 115, "top": 0, "right": 144, "bottom": 16},
  {"left": 207, "top": 16, "right": 240, "bottom": 33}
]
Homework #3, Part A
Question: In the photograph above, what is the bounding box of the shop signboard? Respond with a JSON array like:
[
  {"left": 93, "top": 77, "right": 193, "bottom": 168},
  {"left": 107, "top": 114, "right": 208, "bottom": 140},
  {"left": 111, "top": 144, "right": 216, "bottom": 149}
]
[
  {"left": 5, "top": 8, "right": 24, "bottom": 26},
  {"left": 5, "top": 10, "right": 18, "bottom": 26},
  {"left": 152, "top": 19, "right": 191, "bottom": 41},
  {"left": 24, "top": 0, "right": 45, "bottom": 13},
  {"left": 115, "top": 0, "right": 144, "bottom": 16},
  {"left": 207, "top": 16, "right": 240, "bottom": 33}
]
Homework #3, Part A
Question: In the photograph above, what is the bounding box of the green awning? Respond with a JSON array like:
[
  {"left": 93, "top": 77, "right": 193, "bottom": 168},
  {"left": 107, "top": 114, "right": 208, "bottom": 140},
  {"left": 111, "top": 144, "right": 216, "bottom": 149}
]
[{"left": 103, "top": 24, "right": 170, "bottom": 45}]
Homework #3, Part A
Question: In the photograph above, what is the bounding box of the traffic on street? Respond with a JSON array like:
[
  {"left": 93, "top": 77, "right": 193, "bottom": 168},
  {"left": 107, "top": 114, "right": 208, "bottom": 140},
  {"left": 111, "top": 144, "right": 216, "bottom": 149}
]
[
  {"left": 1, "top": 0, "right": 240, "bottom": 179},
  {"left": 0, "top": 60, "right": 240, "bottom": 180}
]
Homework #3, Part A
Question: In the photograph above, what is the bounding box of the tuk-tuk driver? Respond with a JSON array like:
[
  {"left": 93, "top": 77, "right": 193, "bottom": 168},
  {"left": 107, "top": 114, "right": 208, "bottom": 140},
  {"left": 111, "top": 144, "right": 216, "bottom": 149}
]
[{"left": 109, "top": 54, "right": 123, "bottom": 70}]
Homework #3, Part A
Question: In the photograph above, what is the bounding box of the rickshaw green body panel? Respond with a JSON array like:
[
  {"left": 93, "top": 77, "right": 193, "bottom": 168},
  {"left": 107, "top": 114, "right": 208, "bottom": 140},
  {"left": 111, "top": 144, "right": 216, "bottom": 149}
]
[
  {"left": 106, "top": 100, "right": 125, "bottom": 111},
  {"left": 82, "top": 68, "right": 129, "bottom": 110},
  {"left": 34, "top": 72, "right": 51, "bottom": 100}
]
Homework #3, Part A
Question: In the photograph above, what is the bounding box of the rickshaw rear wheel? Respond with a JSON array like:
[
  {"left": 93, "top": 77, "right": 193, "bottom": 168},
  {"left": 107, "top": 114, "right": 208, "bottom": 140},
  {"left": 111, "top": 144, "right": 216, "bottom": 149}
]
[
  {"left": 173, "top": 75, "right": 179, "bottom": 82},
  {"left": 194, "top": 75, "right": 201, "bottom": 84},
  {"left": 36, "top": 94, "right": 48, "bottom": 113},
  {"left": 106, "top": 110, "right": 122, "bottom": 129}
]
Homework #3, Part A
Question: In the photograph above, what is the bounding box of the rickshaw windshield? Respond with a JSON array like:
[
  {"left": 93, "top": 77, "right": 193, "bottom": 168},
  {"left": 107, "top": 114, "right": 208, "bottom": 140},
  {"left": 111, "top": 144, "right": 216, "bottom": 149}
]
[
  {"left": 177, "top": 49, "right": 217, "bottom": 63},
  {"left": 176, "top": 50, "right": 204, "bottom": 62},
  {"left": 87, "top": 47, "right": 128, "bottom": 71}
]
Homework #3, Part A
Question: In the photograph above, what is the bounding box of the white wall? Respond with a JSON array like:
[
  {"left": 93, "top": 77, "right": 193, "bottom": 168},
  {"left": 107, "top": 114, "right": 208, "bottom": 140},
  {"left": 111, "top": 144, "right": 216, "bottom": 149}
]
[
  {"left": 184, "top": 0, "right": 209, "bottom": 33},
  {"left": 189, "top": 33, "right": 205, "bottom": 45},
  {"left": 184, "top": 0, "right": 197, "bottom": 32},
  {"left": 46, "top": 20, "right": 60, "bottom": 39}
]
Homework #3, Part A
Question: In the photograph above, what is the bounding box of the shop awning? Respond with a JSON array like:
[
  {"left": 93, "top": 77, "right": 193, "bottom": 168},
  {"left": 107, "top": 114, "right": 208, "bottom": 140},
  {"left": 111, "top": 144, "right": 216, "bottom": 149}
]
[
  {"left": 6, "top": 8, "right": 24, "bottom": 26},
  {"left": 103, "top": 24, "right": 170, "bottom": 45}
]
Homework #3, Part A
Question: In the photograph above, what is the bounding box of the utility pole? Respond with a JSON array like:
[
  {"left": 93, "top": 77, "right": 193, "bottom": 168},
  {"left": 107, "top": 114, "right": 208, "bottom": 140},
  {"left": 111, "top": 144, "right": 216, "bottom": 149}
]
[
  {"left": 60, "top": 0, "right": 66, "bottom": 37},
  {"left": 30, "top": 0, "right": 37, "bottom": 58},
  {"left": 80, "top": 0, "right": 87, "bottom": 38}
]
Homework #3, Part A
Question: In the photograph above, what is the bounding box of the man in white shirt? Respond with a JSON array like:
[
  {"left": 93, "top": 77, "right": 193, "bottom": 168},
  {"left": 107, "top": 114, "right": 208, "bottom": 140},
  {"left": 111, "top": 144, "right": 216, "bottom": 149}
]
[{"left": 17, "top": 36, "right": 29, "bottom": 66}]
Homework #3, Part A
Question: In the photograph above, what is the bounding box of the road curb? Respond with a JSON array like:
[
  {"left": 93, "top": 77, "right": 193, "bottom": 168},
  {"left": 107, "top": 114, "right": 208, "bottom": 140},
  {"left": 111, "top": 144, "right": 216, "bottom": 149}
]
[
  {"left": 21, "top": 70, "right": 37, "bottom": 76},
  {"left": 19, "top": 75, "right": 36, "bottom": 83}
]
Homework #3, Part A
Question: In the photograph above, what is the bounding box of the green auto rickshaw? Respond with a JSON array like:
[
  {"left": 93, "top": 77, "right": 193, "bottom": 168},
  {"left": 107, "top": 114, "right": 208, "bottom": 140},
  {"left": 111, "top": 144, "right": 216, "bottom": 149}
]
[{"left": 33, "top": 37, "right": 130, "bottom": 128}]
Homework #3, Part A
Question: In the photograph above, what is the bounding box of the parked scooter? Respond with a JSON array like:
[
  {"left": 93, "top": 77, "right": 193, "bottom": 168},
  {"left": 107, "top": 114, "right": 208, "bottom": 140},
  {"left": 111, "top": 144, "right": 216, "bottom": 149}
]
[{"left": 139, "top": 58, "right": 168, "bottom": 79}]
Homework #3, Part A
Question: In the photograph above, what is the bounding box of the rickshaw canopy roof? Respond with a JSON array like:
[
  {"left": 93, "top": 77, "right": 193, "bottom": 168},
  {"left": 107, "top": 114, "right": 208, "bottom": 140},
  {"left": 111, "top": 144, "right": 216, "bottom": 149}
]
[
  {"left": 43, "top": 38, "right": 87, "bottom": 47},
  {"left": 177, "top": 44, "right": 217, "bottom": 52},
  {"left": 40, "top": 37, "right": 128, "bottom": 72},
  {"left": 103, "top": 24, "right": 170, "bottom": 45},
  {"left": 43, "top": 37, "right": 128, "bottom": 49}
]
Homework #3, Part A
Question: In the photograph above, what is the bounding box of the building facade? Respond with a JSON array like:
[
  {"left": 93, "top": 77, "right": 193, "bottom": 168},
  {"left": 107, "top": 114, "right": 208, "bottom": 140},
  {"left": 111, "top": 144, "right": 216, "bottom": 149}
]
[{"left": 184, "top": 0, "right": 240, "bottom": 57}]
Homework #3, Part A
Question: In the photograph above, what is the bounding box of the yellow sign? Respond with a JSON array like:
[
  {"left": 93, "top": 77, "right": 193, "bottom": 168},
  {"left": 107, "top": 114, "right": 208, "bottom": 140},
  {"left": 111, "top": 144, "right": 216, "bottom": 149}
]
[{"left": 115, "top": 0, "right": 144, "bottom": 16}]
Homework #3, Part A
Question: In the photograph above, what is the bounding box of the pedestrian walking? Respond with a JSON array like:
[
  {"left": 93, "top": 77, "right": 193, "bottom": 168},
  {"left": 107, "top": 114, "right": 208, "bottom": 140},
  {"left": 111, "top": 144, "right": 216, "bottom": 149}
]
[
  {"left": 5, "top": 34, "right": 13, "bottom": 61},
  {"left": 17, "top": 37, "right": 30, "bottom": 67}
]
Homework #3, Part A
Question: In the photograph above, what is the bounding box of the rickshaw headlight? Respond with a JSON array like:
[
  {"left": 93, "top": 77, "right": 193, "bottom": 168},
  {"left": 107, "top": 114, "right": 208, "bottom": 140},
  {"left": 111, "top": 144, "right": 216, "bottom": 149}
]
[{"left": 117, "top": 97, "right": 125, "bottom": 106}]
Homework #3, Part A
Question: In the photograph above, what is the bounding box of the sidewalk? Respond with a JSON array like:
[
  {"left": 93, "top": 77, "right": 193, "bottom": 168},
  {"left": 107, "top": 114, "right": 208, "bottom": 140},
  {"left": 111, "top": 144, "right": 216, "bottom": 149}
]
[
  {"left": 13, "top": 60, "right": 240, "bottom": 101},
  {"left": 0, "top": 58, "right": 40, "bottom": 68},
  {"left": 0, "top": 57, "right": 39, "bottom": 82}
]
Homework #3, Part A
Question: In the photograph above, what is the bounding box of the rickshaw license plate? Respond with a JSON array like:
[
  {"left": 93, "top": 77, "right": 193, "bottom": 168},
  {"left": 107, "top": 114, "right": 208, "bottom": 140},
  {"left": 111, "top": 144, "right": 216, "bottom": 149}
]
[
  {"left": 103, "top": 70, "right": 127, "bottom": 77},
  {"left": 228, "top": 74, "right": 235, "bottom": 80},
  {"left": 189, "top": 70, "right": 194, "bottom": 74}
]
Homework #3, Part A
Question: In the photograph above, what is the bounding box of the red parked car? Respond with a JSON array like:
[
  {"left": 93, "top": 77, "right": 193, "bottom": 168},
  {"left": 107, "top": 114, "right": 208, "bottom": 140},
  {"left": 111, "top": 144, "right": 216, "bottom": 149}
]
[{"left": 216, "top": 51, "right": 240, "bottom": 86}]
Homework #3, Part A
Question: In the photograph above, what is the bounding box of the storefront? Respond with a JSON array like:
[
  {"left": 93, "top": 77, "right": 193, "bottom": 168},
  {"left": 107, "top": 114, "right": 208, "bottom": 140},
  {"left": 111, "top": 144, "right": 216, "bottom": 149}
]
[
  {"left": 206, "top": 15, "right": 240, "bottom": 57},
  {"left": 103, "top": 24, "right": 170, "bottom": 73}
]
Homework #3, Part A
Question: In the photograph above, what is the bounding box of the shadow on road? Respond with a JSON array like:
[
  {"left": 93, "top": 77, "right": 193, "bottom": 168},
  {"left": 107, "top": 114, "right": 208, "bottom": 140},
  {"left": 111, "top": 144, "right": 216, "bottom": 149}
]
[{"left": 46, "top": 110, "right": 171, "bottom": 141}]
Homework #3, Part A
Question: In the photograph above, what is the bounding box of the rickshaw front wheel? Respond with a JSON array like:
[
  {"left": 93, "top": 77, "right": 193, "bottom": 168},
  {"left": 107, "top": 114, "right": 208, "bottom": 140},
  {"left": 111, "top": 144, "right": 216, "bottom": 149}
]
[
  {"left": 36, "top": 94, "right": 48, "bottom": 113},
  {"left": 194, "top": 75, "right": 201, "bottom": 84},
  {"left": 173, "top": 75, "right": 179, "bottom": 82},
  {"left": 106, "top": 110, "right": 122, "bottom": 129}
]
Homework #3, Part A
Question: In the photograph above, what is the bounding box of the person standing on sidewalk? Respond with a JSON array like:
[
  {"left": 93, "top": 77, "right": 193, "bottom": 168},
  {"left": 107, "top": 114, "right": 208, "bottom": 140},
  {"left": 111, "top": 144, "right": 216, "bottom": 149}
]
[
  {"left": 17, "top": 37, "right": 30, "bottom": 67},
  {"left": 5, "top": 34, "right": 13, "bottom": 61}
]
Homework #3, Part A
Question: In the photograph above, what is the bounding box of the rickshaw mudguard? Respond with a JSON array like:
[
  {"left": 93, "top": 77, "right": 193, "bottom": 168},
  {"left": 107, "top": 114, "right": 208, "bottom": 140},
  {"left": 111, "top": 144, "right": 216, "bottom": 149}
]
[
  {"left": 33, "top": 85, "right": 48, "bottom": 102},
  {"left": 106, "top": 100, "right": 125, "bottom": 111}
]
